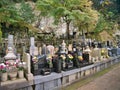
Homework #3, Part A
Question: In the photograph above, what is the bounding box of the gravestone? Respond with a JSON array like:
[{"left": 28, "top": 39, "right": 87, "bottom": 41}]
[
  {"left": 39, "top": 47, "right": 42, "bottom": 55},
  {"left": 34, "top": 47, "right": 39, "bottom": 56},
  {"left": 91, "top": 45, "right": 101, "bottom": 62},
  {"left": 30, "top": 37, "right": 35, "bottom": 56},
  {"left": 7, "top": 35, "right": 16, "bottom": 54},
  {"left": 83, "top": 46, "right": 91, "bottom": 63},
  {"left": 29, "top": 37, "right": 39, "bottom": 56},
  {"left": 8, "top": 35, "right": 14, "bottom": 48},
  {"left": 47, "top": 45, "right": 55, "bottom": 56},
  {"left": 72, "top": 41, "right": 80, "bottom": 68},
  {"left": 111, "top": 48, "right": 117, "bottom": 56},
  {"left": 23, "top": 53, "right": 33, "bottom": 81},
  {"left": 52, "top": 55, "right": 62, "bottom": 73},
  {"left": 31, "top": 55, "right": 47, "bottom": 75},
  {"left": 41, "top": 44, "right": 49, "bottom": 55}
]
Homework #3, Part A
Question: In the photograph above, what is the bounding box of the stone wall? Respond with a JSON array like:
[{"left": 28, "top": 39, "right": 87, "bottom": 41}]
[{"left": 1, "top": 56, "right": 120, "bottom": 90}]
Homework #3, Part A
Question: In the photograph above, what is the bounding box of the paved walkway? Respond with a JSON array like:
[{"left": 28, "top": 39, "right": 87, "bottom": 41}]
[{"left": 78, "top": 65, "right": 120, "bottom": 90}]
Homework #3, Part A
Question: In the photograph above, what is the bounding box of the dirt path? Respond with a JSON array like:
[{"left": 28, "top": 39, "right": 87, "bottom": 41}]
[{"left": 77, "top": 65, "right": 120, "bottom": 90}]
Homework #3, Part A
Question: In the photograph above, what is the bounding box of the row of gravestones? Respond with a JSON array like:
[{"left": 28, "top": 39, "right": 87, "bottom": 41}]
[
  {"left": 3, "top": 35, "right": 119, "bottom": 77},
  {"left": 29, "top": 38, "right": 94, "bottom": 76},
  {"left": 29, "top": 37, "right": 112, "bottom": 76}
]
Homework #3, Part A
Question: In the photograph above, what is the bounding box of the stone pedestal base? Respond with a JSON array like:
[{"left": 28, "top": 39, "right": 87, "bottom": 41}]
[{"left": 25, "top": 73, "right": 33, "bottom": 81}]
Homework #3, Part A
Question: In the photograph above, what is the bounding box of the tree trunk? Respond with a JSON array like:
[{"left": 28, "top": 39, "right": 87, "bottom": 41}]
[{"left": 66, "top": 22, "right": 70, "bottom": 40}]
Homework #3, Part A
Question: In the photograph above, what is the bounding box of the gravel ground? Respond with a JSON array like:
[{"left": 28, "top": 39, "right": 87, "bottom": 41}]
[{"left": 77, "top": 65, "right": 120, "bottom": 90}]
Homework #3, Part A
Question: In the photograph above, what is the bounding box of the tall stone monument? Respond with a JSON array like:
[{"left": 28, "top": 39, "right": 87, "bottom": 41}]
[{"left": 30, "top": 37, "right": 38, "bottom": 56}]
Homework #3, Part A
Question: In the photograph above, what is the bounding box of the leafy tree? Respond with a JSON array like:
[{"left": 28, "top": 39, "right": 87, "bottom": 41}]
[
  {"left": 19, "top": 1, "right": 35, "bottom": 23},
  {"left": 36, "top": 0, "right": 99, "bottom": 39}
]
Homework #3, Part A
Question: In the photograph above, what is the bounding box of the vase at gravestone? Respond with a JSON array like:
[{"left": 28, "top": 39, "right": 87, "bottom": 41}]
[{"left": 1, "top": 72, "right": 8, "bottom": 82}]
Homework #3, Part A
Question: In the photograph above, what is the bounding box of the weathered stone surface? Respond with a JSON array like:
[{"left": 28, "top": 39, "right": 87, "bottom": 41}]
[
  {"left": 69, "top": 74, "right": 77, "bottom": 83},
  {"left": 0, "top": 78, "right": 33, "bottom": 90},
  {"left": 1, "top": 56, "right": 120, "bottom": 90},
  {"left": 62, "top": 69, "right": 80, "bottom": 77},
  {"left": 62, "top": 76, "right": 69, "bottom": 85},
  {"left": 35, "top": 84, "right": 44, "bottom": 90},
  {"left": 80, "top": 71, "right": 85, "bottom": 77},
  {"left": 85, "top": 69, "right": 91, "bottom": 76},
  {"left": 34, "top": 73, "right": 62, "bottom": 84}
]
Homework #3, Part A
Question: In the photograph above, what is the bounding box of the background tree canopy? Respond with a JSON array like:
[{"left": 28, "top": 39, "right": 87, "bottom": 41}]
[
  {"left": 36, "top": 0, "right": 99, "bottom": 39},
  {"left": 0, "top": 0, "right": 119, "bottom": 42}
]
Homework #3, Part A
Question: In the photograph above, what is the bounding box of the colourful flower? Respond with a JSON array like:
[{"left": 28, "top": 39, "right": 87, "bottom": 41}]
[
  {"left": 32, "top": 56, "right": 38, "bottom": 63},
  {"left": 78, "top": 56, "right": 83, "bottom": 61},
  {"left": 68, "top": 54, "right": 73, "bottom": 60},
  {"left": 60, "top": 55, "right": 66, "bottom": 60},
  {"left": 0, "top": 63, "right": 7, "bottom": 73}
]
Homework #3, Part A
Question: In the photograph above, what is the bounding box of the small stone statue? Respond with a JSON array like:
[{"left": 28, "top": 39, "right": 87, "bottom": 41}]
[{"left": 4, "top": 47, "right": 17, "bottom": 60}]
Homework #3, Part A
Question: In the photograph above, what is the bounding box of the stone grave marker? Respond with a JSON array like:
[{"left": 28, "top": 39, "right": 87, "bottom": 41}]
[
  {"left": 47, "top": 45, "right": 55, "bottom": 56},
  {"left": 8, "top": 35, "right": 14, "bottom": 48},
  {"left": 41, "top": 44, "right": 49, "bottom": 55},
  {"left": 91, "top": 45, "right": 101, "bottom": 62},
  {"left": 29, "top": 37, "right": 38, "bottom": 56}
]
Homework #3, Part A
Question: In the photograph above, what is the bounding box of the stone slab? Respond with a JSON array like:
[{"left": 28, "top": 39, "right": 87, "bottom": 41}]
[
  {"left": 85, "top": 69, "right": 91, "bottom": 76},
  {"left": 62, "top": 68, "right": 81, "bottom": 77},
  {"left": 0, "top": 78, "right": 33, "bottom": 90},
  {"left": 69, "top": 74, "right": 77, "bottom": 83},
  {"left": 80, "top": 64, "right": 94, "bottom": 71},
  {"left": 34, "top": 73, "right": 62, "bottom": 84}
]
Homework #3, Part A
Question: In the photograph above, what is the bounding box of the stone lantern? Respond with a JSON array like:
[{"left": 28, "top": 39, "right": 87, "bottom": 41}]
[{"left": 4, "top": 47, "right": 17, "bottom": 64}]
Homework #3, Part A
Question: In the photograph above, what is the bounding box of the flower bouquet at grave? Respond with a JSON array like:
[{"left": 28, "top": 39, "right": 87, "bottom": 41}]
[
  {"left": 66, "top": 54, "right": 74, "bottom": 69},
  {"left": 0, "top": 63, "right": 7, "bottom": 73},
  {"left": 46, "top": 54, "right": 53, "bottom": 68},
  {"left": 16, "top": 61, "right": 26, "bottom": 71},
  {"left": 16, "top": 61, "right": 26, "bottom": 79},
  {"left": 101, "top": 49, "right": 109, "bottom": 58},
  {"left": 101, "top": 49, "right": 105, "bottom": 56},
  {"left": 60, "top": 55, "right": 66, "bottom": 60},
  {"left": 32, "top": 56, "right": 38, "bottom": 63},
  {"left": 5, "top": 61, "right": 18, "bottom": 80},
  {"left": 60, "top": 55, "right": 66, "bottom": 70},
  {"left": 67, "top": 54, "right": 73, "bottom": 61},
  {"left": 78, "top": 56, "right": 83, "bottom": 61},
  {"left": 0, "top": 63, "right": 8, "bottom": 82}
]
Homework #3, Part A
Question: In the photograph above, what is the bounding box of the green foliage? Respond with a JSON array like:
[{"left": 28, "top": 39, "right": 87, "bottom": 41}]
[
  {"left": 36, "top": 0, "right": 99, "bottom": 38},
  {"left": 19, "top": 1, "right": 35, "bottom": 23},
  {"left": 0, "top": 27, "right": 2, "bottom": 43},
  {"left": 94, "top": 15, "right": 107, "bottom": 33}
]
